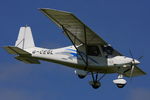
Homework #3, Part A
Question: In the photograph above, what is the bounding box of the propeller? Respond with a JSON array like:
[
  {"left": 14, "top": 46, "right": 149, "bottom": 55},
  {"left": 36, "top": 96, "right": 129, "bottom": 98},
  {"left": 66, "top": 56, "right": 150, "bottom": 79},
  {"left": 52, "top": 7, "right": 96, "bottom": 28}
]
[
  {"left": 129, "top": 49, "right": 143, "bottom": 80},
  {"left": 129, "top": 49, "right": 135, "bottom": 79}
]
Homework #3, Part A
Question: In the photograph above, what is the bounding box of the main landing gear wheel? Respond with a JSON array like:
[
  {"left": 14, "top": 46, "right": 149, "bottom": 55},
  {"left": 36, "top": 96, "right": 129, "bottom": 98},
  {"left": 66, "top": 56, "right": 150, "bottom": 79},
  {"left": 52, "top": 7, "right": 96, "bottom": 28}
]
[
  {"left": 89, "top": 72, "right": 105, "bottom": 89},
  {"left": 89, "top": 81, "right": 101, "bottom": 89},
  {"left": 78, "top": 74, "right": 86, "bottom": 79}
]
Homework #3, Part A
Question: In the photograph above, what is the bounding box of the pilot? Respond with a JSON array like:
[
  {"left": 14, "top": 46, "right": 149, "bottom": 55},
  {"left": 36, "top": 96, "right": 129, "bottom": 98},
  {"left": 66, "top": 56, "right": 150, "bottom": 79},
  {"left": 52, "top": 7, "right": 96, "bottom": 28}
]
[{"left": 102, "top": 44, "right": 114, "bottom": 57}]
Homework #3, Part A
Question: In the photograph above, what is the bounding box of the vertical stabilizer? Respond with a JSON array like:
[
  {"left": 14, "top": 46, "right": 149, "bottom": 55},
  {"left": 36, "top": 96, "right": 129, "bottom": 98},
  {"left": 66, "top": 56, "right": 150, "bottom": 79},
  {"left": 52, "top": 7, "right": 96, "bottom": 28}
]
[{"left": 15, "top": 26, "right": 35, "bottom": 49}]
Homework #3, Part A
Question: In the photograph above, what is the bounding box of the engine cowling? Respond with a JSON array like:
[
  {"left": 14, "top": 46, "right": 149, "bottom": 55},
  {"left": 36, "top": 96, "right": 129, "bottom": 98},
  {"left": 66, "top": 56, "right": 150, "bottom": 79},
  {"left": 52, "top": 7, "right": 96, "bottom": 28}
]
[{"left": 74, "top": 69, "right": 88, "bottom": 79}]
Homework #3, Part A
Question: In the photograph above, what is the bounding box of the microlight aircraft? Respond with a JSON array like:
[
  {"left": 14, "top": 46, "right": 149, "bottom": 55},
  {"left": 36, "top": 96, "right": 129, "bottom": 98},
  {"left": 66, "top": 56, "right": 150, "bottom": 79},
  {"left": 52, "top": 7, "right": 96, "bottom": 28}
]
[{"left": 4, "top": 8, "right": 146, "bottom": 89}]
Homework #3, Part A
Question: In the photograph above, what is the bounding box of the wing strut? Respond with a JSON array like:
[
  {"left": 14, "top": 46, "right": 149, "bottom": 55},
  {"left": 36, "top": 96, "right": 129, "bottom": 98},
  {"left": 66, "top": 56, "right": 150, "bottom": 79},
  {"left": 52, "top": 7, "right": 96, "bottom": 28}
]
[
  {"left": 62, "top": 25, "right": 89, "bottom": 70},
  {"left": 84, "top": 25, "right": 88, "bottom": 70}
]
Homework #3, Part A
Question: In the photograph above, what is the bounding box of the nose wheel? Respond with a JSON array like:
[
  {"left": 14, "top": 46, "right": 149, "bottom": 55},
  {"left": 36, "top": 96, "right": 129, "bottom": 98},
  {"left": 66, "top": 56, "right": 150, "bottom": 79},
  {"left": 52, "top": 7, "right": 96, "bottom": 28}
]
[
  {"left": 113, "top": 74, "right": 127, "bottom": 88},
  {"left": 78, "top": 74, "right": 86, "bottom": 79},
  {"left": 116, "top": 83, "right": 126, "bottom": 88}
]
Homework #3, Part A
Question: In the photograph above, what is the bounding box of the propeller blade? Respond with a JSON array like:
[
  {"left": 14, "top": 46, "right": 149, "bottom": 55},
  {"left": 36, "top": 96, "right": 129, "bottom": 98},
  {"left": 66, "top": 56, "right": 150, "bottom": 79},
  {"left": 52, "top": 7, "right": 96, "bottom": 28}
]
[
  {"left": 129, "top": 49, "right": 136, "bottom": 79},
  {"left": 128, "top": 49, "right": 142, "bottom": 80},
  {"left": 130, "top": 65, "right": 135, "bottom": 79},
  {"left": 129, "top": 49, "right": 134, "bottom": 60},
  {"left": 138, "top": 56, "right": 143, "bottom": 60}
]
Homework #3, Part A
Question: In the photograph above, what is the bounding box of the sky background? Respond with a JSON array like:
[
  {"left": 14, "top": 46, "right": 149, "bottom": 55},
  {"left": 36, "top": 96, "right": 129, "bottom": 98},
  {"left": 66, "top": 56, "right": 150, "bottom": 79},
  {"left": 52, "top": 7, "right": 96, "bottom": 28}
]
[{"left": 0, "top": 0, "right": 150, "bottom": 100}]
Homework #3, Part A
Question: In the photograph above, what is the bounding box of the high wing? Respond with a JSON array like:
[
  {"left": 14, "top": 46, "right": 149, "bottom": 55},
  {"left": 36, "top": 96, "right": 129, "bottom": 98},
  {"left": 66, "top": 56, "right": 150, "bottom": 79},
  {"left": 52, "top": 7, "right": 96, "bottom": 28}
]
[
  {"left": 40, "top": 8, "right": 107, "bottom": 46},
  {"left": 39, "top": 8, "right": 145, "bottom": 77},
  {"left": 39, "top": 8, "right": 122, "bottom": 55}
]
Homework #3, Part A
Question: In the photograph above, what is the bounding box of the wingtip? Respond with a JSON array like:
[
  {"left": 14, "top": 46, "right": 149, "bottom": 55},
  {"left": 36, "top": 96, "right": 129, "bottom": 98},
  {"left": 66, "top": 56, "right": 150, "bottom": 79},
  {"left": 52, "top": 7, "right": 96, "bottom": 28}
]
[
  {"left": 38, "top": 8, "right": 57, "bottom": 11},
  {"left": 38, "top": 8, "right": 72, "bottom": 14},
  {"left": 38, "top": 8, "right": 49, "bottom": 10}
]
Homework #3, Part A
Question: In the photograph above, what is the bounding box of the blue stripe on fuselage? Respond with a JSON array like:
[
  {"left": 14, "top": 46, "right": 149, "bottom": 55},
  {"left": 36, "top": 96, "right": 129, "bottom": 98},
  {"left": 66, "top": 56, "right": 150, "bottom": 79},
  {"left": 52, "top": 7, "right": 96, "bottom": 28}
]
[{"left": 66, "top": 49, "right": 77, "bottom": 52}]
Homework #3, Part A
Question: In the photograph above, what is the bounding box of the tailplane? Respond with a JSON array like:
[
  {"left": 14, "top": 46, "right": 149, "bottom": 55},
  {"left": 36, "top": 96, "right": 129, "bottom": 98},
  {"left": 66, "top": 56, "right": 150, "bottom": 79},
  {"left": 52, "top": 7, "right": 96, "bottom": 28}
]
[
  {"left": 15, "top": 26, "right": 35, "bottom": 49},
  {"left": 3, "top": 46, "right": 40, "bottom": 64},
  {"left": 3, "top": 26, "right": 40, "bottom": 64}
]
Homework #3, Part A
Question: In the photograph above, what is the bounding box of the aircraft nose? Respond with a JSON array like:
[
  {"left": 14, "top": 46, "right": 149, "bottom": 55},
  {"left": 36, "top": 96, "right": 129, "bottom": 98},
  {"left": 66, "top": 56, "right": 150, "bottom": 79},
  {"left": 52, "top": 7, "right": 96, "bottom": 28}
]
[{"left": 134, "top": 59, "right": 140, "bottom": 64}]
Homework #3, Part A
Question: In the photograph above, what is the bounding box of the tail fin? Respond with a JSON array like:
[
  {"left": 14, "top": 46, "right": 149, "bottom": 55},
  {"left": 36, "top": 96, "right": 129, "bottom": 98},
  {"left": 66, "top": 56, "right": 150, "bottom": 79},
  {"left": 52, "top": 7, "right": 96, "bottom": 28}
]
[{"left": 15, "top": 26, "right": 35, "bottom": 49}]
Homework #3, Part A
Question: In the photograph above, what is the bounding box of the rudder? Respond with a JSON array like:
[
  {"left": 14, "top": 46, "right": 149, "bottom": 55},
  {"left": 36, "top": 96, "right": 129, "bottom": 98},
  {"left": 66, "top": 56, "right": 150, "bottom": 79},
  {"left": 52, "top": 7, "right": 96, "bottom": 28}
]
[{"left": 15, "top": 26, "right": 35, "bottom": 49}]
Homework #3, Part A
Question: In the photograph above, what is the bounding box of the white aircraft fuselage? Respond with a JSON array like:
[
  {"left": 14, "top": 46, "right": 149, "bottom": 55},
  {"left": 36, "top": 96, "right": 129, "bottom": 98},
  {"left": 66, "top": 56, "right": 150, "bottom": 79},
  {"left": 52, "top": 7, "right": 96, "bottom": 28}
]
[{"left": 25, "top": 45, "right": 140, "bottom": 73}]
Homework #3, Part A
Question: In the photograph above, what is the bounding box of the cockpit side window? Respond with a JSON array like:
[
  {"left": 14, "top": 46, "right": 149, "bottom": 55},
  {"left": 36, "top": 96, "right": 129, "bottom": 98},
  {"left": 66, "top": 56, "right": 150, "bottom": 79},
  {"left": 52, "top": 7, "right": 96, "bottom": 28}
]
[
  {"left": 102, "top": 45, "right": 114, "bottom": 55},
  {"left": 87, "top": 45, "right": 101, "bottom": 56}
]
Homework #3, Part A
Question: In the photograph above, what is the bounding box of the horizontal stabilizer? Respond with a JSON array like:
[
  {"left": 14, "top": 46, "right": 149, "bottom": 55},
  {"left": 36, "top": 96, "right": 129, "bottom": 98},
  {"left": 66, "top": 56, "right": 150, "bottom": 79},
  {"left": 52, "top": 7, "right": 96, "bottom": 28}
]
[
  {"left": 15, "top": 56, "right": 40, "bottom": 64},
  {"left": 3, "top": 46, "right": 31, "bottom": 55}
]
